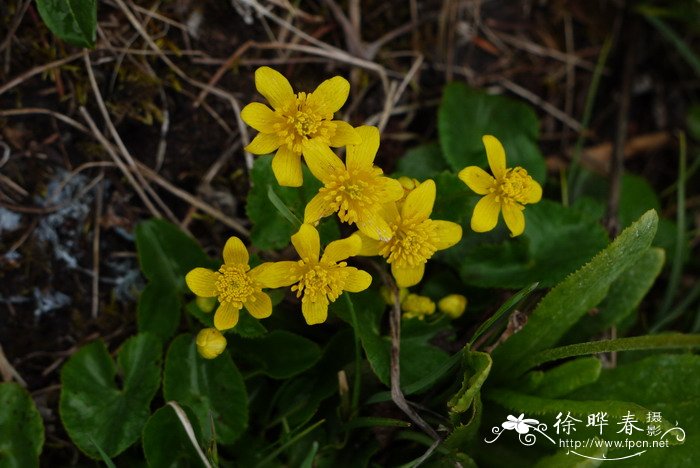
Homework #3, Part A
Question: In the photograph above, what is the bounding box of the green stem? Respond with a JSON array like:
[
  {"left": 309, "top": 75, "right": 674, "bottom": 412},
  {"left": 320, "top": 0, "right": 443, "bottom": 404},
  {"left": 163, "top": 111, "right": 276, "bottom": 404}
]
[{"left": 345, "top": 294, "right": 362, "bottom": 414}]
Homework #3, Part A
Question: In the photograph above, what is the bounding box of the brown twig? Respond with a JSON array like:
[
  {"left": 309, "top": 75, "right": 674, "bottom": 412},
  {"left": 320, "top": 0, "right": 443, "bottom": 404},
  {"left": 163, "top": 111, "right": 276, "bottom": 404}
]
[{"left": 385, "top": 273, "right": 441, "bottom": 441}]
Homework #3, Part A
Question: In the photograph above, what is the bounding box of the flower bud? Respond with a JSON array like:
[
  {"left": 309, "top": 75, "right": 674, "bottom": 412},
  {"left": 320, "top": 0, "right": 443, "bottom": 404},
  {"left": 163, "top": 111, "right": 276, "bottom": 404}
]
[
  {"left": 397, "top": 176, "right": 420, "bottom": 191},
  {"left": 438, "top": 294, "right": 467, "bottom": 319},
  {"left": 196, "top": 328, "right": 227, "bottom": 359},
  {"left": 401, "top": 294, "right": 435, "bottom": 320}
]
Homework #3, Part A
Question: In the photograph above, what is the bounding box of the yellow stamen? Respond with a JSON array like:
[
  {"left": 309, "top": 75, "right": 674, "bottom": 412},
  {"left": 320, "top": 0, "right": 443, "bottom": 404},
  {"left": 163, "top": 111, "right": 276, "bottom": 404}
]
[
  {"left": 273, "top": 92, "right": 336, "bottom": 153},
  {"left": 291, "top": 259, "right": 348, "bottom": 304},
  {"left": 319, "top": 168, "right": 383, "bottom": 224},
  {"left": 491, "top": 168, "right": 535, "bottom": 205},
  {"left": 215, "top": 264, "right": 256, "bottom": 307},
  {"left": 380, "top": 218, "right": 439, "bottom": 267}
]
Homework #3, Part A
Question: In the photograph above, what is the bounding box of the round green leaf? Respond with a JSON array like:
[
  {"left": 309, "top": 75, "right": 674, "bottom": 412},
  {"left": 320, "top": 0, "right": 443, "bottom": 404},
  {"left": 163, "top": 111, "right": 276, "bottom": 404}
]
[
  {"left": 230, "top": 330, "right": 322, "bottom": 379},
  {"left": 142, "top": 405, "right": 206, "bottom": 468},
  {"left": 0, "top": 383, "right": 44, "bottom": 468},
  {"left": 59, "top": 334, "right": 162, "bottom": 459},
  {"left": 163, "top": 335, "right": 248, "bottom": 445},
  {"left": 438, "top": 82, "right": 546, "bottom": 183}
]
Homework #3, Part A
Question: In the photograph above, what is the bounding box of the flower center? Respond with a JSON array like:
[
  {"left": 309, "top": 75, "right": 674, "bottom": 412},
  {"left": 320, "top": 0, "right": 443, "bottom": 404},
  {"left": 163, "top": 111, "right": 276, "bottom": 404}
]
[
  {"left": 292, "top": 260, "right": 348, "bottom": 303},
  {"left": 494, "top": 168, "right": 534, "bottom": 205},
  {"left": 215, "top": 264, "right": 255, "bottom": 307},
  {"left": 274, "top": 92, "right": 336, "bottom": 153},
  {"left": 319, "top": 168, "right": 383, "bottom": 224},
  {"left": 380, "top": 218, "right": 439, "bottom": 266}
]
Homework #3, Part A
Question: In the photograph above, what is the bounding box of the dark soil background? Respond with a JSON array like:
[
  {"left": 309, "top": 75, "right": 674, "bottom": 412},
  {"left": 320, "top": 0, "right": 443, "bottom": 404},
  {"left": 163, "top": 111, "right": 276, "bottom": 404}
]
[{"left": 1, "top": 0, "right": 698, "bottom": 464}]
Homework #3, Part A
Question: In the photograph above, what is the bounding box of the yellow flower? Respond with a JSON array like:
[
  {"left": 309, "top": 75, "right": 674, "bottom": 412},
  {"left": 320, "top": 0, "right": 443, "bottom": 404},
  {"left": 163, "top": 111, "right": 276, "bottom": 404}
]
[
  {"left": 185, "top": 237, "right": 274, "bottom": 331},
  {"left": 241, "top": 67, "right": 361, "bottom": 187},
  {"left": 255, "top": 224, "right": 372, "bottom": 325},
  {"left": 357, "top": 180, "right": 463, "bottom": 288},
  {"left": 401, "top": 293, "right": 435, "bottom": 320},
  {"left": 196, "top": 328, "right": 227, "bottom": 359},
  {"left": 303, "top": 126, "right": 404, "bottom": 240},
  {"left": 438, "top": 294, "right": 467, "bottom": 319},
  {"left": 458, "top": 135, "right": 542, "bottom": 237}
]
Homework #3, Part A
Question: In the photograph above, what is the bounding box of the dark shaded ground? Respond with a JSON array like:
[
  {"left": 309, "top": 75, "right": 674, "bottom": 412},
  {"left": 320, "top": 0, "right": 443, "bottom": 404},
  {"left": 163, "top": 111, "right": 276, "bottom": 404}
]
[{"left": 0, "top": 0, "right": 698, "bottom": 463}]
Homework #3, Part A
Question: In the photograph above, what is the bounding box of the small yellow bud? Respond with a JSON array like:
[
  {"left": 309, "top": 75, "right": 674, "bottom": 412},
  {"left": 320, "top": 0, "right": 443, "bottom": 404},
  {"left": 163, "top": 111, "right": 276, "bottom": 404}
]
[
  {"left": 380, "top": 286, "right": 408, "bottom": 305},
  {"left": 438, "top": 294, "right": 467, "bottom": 319},
  {"left": 401, "top": 294, "right": 435, "bottom": 320},
  {"left": 195, "top": 328, "right": 227, "bottom": 359},
  {"left": 196, "top": 296, "right": 217, "bottom": 313},
  {"left": 397, "top": 176, "right": 420, "bottom": 191}
]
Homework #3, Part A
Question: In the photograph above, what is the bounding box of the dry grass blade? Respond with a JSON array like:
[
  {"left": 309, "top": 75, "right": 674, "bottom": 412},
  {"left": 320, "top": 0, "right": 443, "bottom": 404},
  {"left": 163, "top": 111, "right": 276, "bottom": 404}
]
[{"left": 166, "top": 401, "right": 212, "bottom": 468}]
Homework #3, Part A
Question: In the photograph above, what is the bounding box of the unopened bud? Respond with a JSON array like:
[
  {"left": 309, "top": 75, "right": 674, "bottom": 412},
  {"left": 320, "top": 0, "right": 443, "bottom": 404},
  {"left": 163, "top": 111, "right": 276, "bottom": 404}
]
[
  {"left": 401, "top": 294, "right": 435, "bottom": 320},
  {"left": 196, "top": 328, "right": 227, "bottom": 359},
  {"left": 438, "top": 294, "right": 467, "bottom": 319}
]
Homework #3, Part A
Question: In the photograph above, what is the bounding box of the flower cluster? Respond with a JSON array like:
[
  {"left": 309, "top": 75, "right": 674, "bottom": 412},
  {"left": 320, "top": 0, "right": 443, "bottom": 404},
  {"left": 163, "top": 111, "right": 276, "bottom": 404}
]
[{"left": 186, "top": 67, "right": 540, "bottom": 358}]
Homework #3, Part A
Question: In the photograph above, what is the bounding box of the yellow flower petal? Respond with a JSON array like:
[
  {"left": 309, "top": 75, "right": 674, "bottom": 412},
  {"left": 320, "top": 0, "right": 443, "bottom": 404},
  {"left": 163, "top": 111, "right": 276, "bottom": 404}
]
[
  {"left": 272, "top": 146, "right": 303, "bottom": 187},
  {"left": 321, "top": 234, "right": 361, "bottom": 263},
  {"left": 251, "top": 262, "right": 299, "bottom": 288},
  {"left": 356, "top": 231, "right": 383, "bottom": 256},
  {"left": 302, "top": 139, "right": 344, "bottom": 183},
  {"left": 186, "top": 268, "right": 218, "bottom": 297},
  {"left": 255, "top": 66, "right": 294, "bottom": 110},
  {"left": 241, "top": 102, "right": 280, "bottom": 133},
  {"left": 196, "top": 328, "right": 227, "bottom": 359},
  {"left": 401, "top": 179, "right": 436, "bottom": 223},
  {"left": 471, "top": 194, "right": 501, "bottom": 233},
  {"left": 301, "top": 297, "right": 329, "bottom": 325},
  {"left": 307, "top": 76, "right": 350, "bottom": 115},
  {"left": 482, "top": 135, "right": 507, "bottom": 179},
  {"left": 392, "top": 262, "right": 425, "bottom": 288},
  {"left": 214, "top": 301, "right": 240, "bottom": 330},
  {"left": 379, "top": 177, "right": 405, "bottom": 202},
  {"left": 433, "top": 220, "right": 463, "bottom": 249},
  {"left": 304, "top": 192, "right": 335, "bottom": 224},
  {"left": 346, "top": 125, "right": 380, "bottom": 171},
  {"left": 329, "top": 121, "right": 362, "bottom": 147},
  {"left": 356, "top": 207, "right": 393, "bottom": 241},
  {"left": 525, "top": 180, "right": 543, "bottom": 204},
  {"left": 223, "top": 236, "right": 249, "bottom": 266},
  {"left": 292, "top": 224, "right": 320, "bottom": 262},
  {"left": 343, "top": 267, "right": 372, "bottom": 292},
  {"left": 244, "top": 291, "right": 272, "bottom": 319},
  {"left": 245, "top": 132, "right": 280, "bottom": 154},
  {"left": 458, "top": 166, "right": 495, "bottom": 195},
  {"left": 502, "top": 203, "right": 526, "bottom": 237}
]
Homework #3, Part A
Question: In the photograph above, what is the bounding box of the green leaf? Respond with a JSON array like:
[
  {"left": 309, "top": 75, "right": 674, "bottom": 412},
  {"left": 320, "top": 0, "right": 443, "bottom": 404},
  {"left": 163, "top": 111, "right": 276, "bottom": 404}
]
[
  {"left": 135, "top": 219, "right": 212, "bottom": 342},
  {"left": 534, "top": 445, "right": 607, "bottom": 468},
  {"left": 267, "top": 185, "right": 302, "bottom": 227},
  {"left": 135, "top": 219, "right": 212, "bottom": 288},
  {"left": 332, "top": 290, "right": 452, "bottom": 389},
  {"left": 394, "top": 143, "right": 449, "bottom": 179},
  {"left": 619, "top": 175, "right": 662, "bottom": 230},
  {"left": 490, "top": 210, "right": 659, "bottom": 381},
  {"left": 137, "top": 283, "right": 181, "bottom": 343},
  {"left": 431, "top": 171, "right": 478, "bottom": 224},
  {"left": 438, "top": 82, "right": 546, "bottom": 183},
  {"left": 569, "top": 354, "right": 700, "bottom": 465},
  {"left": 525, "top": 357, "right": 602, "bottom": 399},
  {"left": 443, "top": 200, "right": 609, "bottom": 288},
  {"left": 230, "top": 330, "right": 322, "bottom": 379},
  {"left": 247, "top": 155, "right": 322, "bottom": 250},
  {"left": 142, "top": 405, "right": 207, "bottom": 468},
  {"left": 36, "top": 0, "right": 97, "bottom": 48},
  {"left": 565, "top": 248, "right": 665, "bottom": 342},
  {"left": 59, "top": 334, "right": 162, "bottom": 459},
  {"left": 163, "top": 334, "right": 247, "bottom": 445},
  {"left": 0, "top": 383, "right": 44, "bottom": 468},
  {"left": 448, "top": 349, "right": 492, "bottom": 415},
  {"left": 521, "top": 334, "right": 700, "bottom": 379}
]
